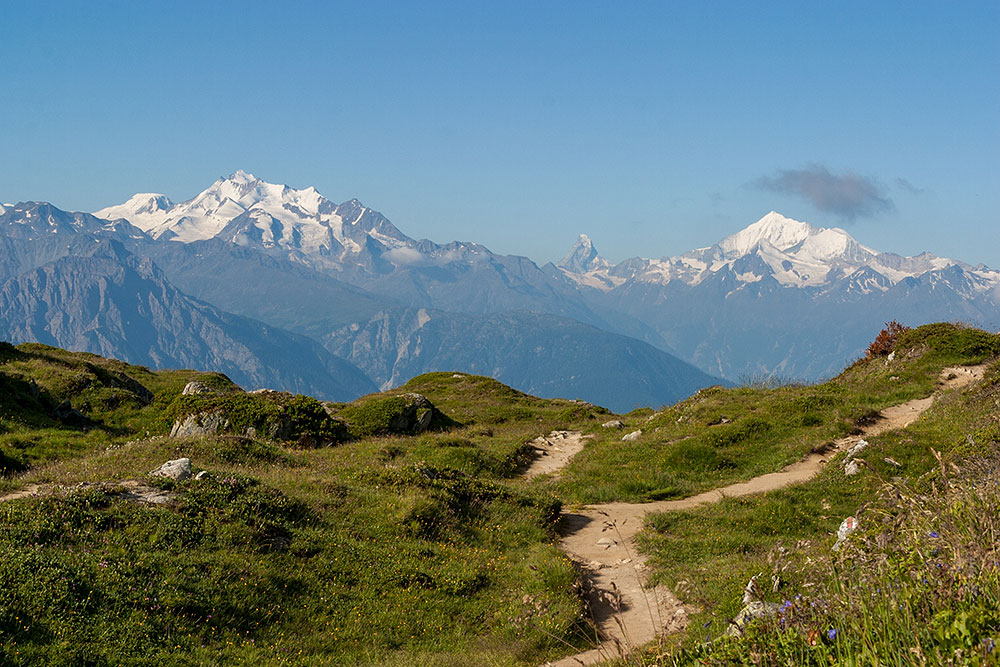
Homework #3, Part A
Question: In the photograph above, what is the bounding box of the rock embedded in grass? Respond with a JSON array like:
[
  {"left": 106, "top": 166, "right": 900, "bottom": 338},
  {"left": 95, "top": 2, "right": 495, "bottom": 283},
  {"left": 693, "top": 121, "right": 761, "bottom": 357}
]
[
  {"left": 170, "top": 410, "right": 230, "bottom": 438},
  {"left": 150, "top": 457, "right": 192, "bottom": 481},
  {"left": 181, "top": 380, "right": 213, "bottom": 395}
]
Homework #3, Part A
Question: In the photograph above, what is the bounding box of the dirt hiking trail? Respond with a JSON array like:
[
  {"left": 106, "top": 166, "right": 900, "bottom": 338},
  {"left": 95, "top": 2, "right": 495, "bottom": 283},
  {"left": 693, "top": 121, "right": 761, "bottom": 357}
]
[
  {"left": 523, "top": 430, "right": 594, "bottom": 480},
  {"left": 542, "top": 364, "right": 987, "bottom": 666}
]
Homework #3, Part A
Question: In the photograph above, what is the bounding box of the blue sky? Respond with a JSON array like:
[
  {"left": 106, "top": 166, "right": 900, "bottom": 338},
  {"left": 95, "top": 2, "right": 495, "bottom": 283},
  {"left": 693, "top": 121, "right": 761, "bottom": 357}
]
[{"left": 2, "top": 2, "right": 997, "bottom": 265}]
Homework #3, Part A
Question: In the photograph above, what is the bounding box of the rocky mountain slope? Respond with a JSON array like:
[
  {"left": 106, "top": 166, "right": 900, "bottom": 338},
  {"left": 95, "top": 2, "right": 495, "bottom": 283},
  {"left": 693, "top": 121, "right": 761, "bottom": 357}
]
[
  {"left": 0, "top": 203, "right": 377, "bottom": 400},
  {"left": 325, "top": 308, "right": 722, "bottom": 412}
]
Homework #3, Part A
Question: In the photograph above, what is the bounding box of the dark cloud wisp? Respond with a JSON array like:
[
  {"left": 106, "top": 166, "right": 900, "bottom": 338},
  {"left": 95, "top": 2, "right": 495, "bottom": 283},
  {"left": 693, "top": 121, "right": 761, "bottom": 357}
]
[
  {"left": 895, "top": 177, "right": 925, "bottom": 195},
  {"left": 753, "top": 164, "right": 894, "bottom": 221}
]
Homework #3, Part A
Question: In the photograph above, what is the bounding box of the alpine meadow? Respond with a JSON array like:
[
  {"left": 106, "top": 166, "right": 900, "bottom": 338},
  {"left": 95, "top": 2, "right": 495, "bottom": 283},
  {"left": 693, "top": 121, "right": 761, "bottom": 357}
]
[{"left": 2, "top": 3, "right": 998, "bottom": 665}]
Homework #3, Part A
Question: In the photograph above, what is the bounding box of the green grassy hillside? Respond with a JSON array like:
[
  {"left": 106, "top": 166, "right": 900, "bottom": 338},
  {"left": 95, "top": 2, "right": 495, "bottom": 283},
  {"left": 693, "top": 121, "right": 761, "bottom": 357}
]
[
  {"left": 3, "top": 323, "right": 999, "bottom": 665},
  {"left": 0, "top": 348, "right": 606, "bottom": 666},
  {"left": 628, "top": 323, "right": 1000, "bottom": 665}
]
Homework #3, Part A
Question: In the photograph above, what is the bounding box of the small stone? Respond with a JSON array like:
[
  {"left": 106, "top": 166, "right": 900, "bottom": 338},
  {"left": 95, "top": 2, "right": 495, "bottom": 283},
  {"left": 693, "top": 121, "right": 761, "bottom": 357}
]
[
  {"left": 845, "top": 439, "right": 869, "bottom": 458},
  {"left": 833, "top": 516, "right": 858, "bottom": 551},
  {"left": 194, "top": 470, "right": 210, "bottom": 481}
]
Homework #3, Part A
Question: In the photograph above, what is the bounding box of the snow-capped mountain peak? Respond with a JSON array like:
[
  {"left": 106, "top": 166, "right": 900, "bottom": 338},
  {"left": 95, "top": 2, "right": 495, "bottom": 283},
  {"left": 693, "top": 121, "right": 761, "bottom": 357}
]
[
  {"left": 718, "top": 211, "right": 812, "bottom": 257},
  {"left": 556, "top": 234, "right": 620, "bottom": 289},
  {"left": 93, "top": 193, "right": 175, "bottom": 232},
  {"left": 558, "top": 211, "right": 997, "bottom": 296},
  {"left": 93, "top": 171, "right": 420, "bottom": 271},
  {"left": 558, "top": 234, "right": 610, "bottom": 273}
]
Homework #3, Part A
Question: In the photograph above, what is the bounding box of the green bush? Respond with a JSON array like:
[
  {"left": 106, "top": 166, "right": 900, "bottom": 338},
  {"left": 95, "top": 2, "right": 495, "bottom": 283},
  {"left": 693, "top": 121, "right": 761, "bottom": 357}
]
[{"left": 339, "top": 395, "right": 413, "bottom": 437}]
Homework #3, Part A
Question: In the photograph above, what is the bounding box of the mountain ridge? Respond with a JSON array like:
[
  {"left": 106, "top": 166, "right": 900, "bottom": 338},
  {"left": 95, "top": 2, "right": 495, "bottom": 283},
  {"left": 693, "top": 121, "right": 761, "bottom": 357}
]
[{"left": 64, "top": 172, "right": 1000, "bottom": 383}]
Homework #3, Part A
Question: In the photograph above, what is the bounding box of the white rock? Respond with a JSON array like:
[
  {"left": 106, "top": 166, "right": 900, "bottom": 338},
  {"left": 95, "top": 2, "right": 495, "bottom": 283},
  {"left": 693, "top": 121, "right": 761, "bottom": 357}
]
[
  {"left": 621, "top": 430, "right": 642, "bottom": 442},
  {"left": 181, "top": 381, "right": 212, "bottom": 395},
  {"left": 833, "top": 516, "right": 858, "bottom": 551},
  {"left": 150, "top": 458, "right": 191, "bottom": 481},
  {"left": 602, "top": 419, "right": 625, "bottom": 429},
  {"left": 845, "top": 439, "right": 869, "bottom": 458}
]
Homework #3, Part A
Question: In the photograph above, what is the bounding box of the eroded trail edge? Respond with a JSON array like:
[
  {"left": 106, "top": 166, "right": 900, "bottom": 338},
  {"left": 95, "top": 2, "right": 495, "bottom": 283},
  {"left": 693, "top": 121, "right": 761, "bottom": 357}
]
[{"left": 542, "top": 364, "right": 987, "bottom": 666}]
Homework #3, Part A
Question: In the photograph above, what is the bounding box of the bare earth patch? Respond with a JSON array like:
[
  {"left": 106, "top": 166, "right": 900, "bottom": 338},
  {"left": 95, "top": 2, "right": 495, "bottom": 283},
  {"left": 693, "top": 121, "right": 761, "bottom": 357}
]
[{"left": 523, "top": 430, "right": 592, "bottom": 480}]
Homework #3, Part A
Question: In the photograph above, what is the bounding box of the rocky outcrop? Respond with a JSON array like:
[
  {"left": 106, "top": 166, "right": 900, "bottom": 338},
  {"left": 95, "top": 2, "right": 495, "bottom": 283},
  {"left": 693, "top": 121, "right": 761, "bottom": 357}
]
[
  {"left": 170, "top": 411, "right": 229, "bottom": 438},
  {"left": 843, "top": 439, "right": 868, "bottom": 476},
  {"left": 54, "top": 400, "right": 90, "bottom": 428},
  {"left": 833, "top": 516, "right": 858, "bottom": 551},
  {"left": 391, "top": 393, "right": 436, "bottom": 433}
]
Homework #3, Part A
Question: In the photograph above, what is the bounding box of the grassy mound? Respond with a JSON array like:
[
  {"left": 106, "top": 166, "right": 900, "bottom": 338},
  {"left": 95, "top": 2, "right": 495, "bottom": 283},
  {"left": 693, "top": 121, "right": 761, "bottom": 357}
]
[
  {"left": 0, "top": 343, "right": 238, "bottom": 475},
  {"left": 168, "top": 391, "right": 349, "bottom": 447}
]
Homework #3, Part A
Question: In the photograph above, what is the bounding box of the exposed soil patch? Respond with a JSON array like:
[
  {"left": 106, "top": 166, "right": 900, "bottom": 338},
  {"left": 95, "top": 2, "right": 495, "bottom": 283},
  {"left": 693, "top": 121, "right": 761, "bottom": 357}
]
[{"left": 523, "top": 430, "right": 592, "bottom": 480}]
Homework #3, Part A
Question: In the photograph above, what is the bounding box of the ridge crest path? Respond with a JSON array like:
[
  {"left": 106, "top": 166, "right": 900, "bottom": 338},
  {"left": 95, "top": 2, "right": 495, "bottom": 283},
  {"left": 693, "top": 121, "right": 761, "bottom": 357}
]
[{"left": 540, "top": 364, "right": 988, "bottom": 666}]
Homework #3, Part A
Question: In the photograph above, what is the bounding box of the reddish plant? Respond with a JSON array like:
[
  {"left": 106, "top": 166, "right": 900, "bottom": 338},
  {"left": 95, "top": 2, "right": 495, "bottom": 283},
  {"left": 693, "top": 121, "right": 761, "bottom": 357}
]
[{"left": 866, "top": 320, "right": 910, "bottom": 359}]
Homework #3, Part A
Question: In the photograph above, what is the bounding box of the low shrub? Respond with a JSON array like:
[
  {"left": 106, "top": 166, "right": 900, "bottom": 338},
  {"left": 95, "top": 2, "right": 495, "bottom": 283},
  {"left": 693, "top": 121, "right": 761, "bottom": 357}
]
[
  {"left": 866, "top": 320, "right": 910, "bottom": 358},
  {"left": 339, "top": 395, "right": 414, "bottom": 437}
]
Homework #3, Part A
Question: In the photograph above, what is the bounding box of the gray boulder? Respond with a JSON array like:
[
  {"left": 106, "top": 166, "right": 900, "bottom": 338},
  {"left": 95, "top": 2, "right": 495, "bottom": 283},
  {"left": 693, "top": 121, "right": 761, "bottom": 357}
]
[
  {"left": 181, "top": 381, "right": 213, "bottom": 395},
  {"left": 390, "top": 393, "right": 436, "bottom": 433},
  {"left": 54, "top": 400, "right": 90, "bottom": 427},
  {"left": 602, "top": 419, "right": 625, "bottom": 429},
  {"left": 170, "top": 411, "right": 230, "bottom": 438},
  {"left": 621, "top": 430, "right": 642, "bottom": 442},
  {"left": 843, "top": 439, "right": 869, "bottom": 477},
  {"left": 150, "top": 458, "right": 191, "bottom": 481}
]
